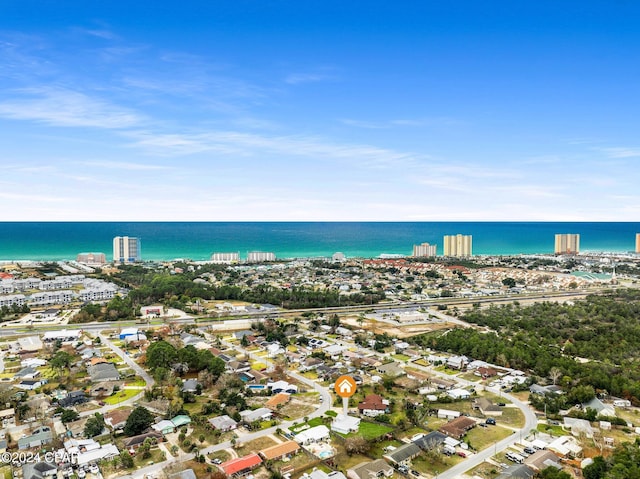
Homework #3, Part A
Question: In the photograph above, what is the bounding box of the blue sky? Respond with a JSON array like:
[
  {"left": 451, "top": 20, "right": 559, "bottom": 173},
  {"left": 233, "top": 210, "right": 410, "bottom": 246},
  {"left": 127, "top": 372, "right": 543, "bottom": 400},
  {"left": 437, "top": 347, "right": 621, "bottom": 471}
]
[{"left": 1, "top": 1, "right": 639, "bottom": 221}]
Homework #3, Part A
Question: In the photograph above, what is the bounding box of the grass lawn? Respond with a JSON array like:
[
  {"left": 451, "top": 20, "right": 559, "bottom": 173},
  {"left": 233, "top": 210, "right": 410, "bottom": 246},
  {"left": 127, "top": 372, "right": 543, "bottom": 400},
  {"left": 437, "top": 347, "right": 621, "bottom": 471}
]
[
  {"left": 469, "top": 461, "right": 503, "bottom": 479},
  {"left": 125, "top": 377, "right": 146, "bottom": 387},
  {"left": 133, "top": 448, "right": 165, "bottom": 468},
  {"left": 0, "top": 465, "right": 11, "bottom": 479},
  {"left": 208, "top": 450, "right": 232, "bottom": 463},
  {"left": 235, "top": 436, "right": 278, "bottom": 456},
  {"left": 342, "top": 421, "right": 394, "bottom": 440},
  {"left": 466, "top": 425, "right": 514, "bottom": 451},
  {"left": 412, "top": 452, "right": 461, "bottom": 476},
  {"left": 331, "top": 452, "right": 371, "bottom": 471},
  {"left": 495, "top": 406, "right": 525, "bottom": 428},
  {"left": 370, "top": 438, "right": 403, "bottom": 457},
  {"left": 391, "top": 354, "right": 411, "bottom": 362},
  {"left": 536, "top": 423, "right": 567, "bottom": 437},
  {"left": 104, "top": 388, "right": 140, "bottom": 405}
]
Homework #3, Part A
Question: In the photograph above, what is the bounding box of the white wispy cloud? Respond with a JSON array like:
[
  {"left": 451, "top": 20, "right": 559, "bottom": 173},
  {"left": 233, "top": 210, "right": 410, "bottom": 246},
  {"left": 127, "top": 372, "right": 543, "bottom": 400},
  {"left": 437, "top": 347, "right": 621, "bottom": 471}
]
[
  {"left": 0, "top": 87, "right": 143, "bottom": 128},
  {"left": 285, "top": 72, "right": 337, "bottom": 85},
  {"left": 75, "top": 160, "right": 172, "bottom": 171},
  {"left": 600, "top": 147, "right": 640, "bottom": 158},
  {"left": 125, "top": 129, "right": 419, "bottom": 168}
]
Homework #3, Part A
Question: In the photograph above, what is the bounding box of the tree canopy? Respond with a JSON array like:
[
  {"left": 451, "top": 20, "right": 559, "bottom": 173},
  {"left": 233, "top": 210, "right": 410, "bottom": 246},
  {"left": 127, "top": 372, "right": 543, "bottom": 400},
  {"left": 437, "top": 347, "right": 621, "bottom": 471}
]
[{"left": 124, "top": 406, "right": 155, "bottom": 436}]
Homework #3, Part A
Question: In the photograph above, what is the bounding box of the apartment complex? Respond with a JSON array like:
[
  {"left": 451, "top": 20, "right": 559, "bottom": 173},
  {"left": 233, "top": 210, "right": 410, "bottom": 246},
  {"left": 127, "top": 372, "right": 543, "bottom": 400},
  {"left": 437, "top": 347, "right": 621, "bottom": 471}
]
[
  {"left": 443, "top": 234, "right": 472, "bottom": 257},
  {"left": 636, "top": 233, "right": 640, "bottom": 254},
  {"left": 210, "top": 252, "right": 240, "bottom": 264},
  {"left": 554, "top": 234, "right": 580, "bottom": 255},
  {"left": 113, "top": 236, "right": 141, "bottom": 263},
  {"left": 412, "top": 242, "right": 437, "bottom": 257},
  {"left": 246, "top": 251, "right": 276, "bottom": 262},
  {"left": 76, "top": 252, "right": 107, "bottom": 264}
]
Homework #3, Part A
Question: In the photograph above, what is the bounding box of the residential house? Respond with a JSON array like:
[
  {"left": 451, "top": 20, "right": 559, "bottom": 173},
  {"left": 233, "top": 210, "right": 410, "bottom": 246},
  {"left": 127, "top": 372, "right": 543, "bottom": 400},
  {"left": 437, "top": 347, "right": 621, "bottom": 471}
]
[
  {"left": 259, "top": 440, "right": 300, "bottom": 461},
  {"left": 439, "top": 416, "right": 477, "bottom": 439},
  {"left": 22, "top": 462, "right": 58, "bottom": 479},
  {"left": 524, "top": 450, "right": 562, "bottom": 473},
  {"left": 17, "top": 379, "right": 47, "bottom": 390},
  {"left": 266, "top": 393, "right": 291, "bottom": 410},
  {"left": 376, "top": 362, "right": 404, "bottom": 378},
  {"left": 76, "top": 444, "right": 120, "bottom": 466},
  {"left": 182, "top": 379, "right": 200, "bottom": 393},
  {"left": 88, "top": 362, "right": 120, "bottom": 382},
  {"left": 310, "top": 471, "right": 347, "bottom": 479},
  {"left": 563, "top": 417, "right": 594, "bottom": 438},
  {"left": 529, "top": 384, "right": 563, "bottom": 396},
  {"left": 239, "top": 407, "right": 272, "bottom": 425},
  {"left": 18, "top": 426, "right": 53, "bottom": 450},
  {"left": 0, "top": 408, "right": 15, "bottom": 427},
  {"left": 383, "top": 443, "right": 422, "bottom": 466},
  {"left": 208, "top": 415, "right": 238, "bottom": 432},
  {"left": 58, "top": 391, "right": 87, "bottom": 407},
  {"left": 357, "top": 394, "right": 389, "bottom": 417},
  {"left": 153, "top": 420, "right": 176, "bottom": 435},
  {"left": 219, "top": 453, "right": 262, "bottom": 477},
  {"left": 294, "top": 425, "right": 330, "bottom": 445},
  {"left": 476, "top": 366, "right": 498, "bottom": 378},
  {"left": 447, "top": 388, "right": 470, "bottom": 400},
  {"left": 347, "top": 459, "right": 394, "bottom": 479},
  {"left": 331, "top": 414, "right": 361, "bottom": 434},
  {"left": 474, "top": 397, "right": 503, "bottom": 416},
  {"left": 583, "top": 397, "right": 616, "bottom": 418},
  {"left": 122, "top": 431, "right": 163, "bottom": 451},
  {"left": 437, "top": 409, "right": 461, "bottom": 420},
  {"left": 65, "top": 417, "right": 90, "bottom": 438},
  {"left": 171, "top": 415, "right": 191, "bottom": 429},
  {"left": 168, "top": 470, "right": 197, "bottom": 479},
  {"left": 613, "top": 399, "right": 631, "bottom": 408},
  {"left": 104, "top": 408, "right": 132, "bottom": 431},
  {"left": 547, "top": 436, "right": 583, "bottom": 458},
  {"left": 496, "top": 465, "right": 535, "bottom": 479},
  {"left": 413, "top": 431, "right": 447, "bottom": 451},
  {"left": 268, "top": 380, "right": 298, "bottom": 394},
  {"left": 227, "top": 360, "right": 252, "bottom": 374},
  {"left": 14, "top": 366, "right": 41, "bottom": 380},
  {"left": 446, "top": 355, "right": 469, "bottom": 370}
]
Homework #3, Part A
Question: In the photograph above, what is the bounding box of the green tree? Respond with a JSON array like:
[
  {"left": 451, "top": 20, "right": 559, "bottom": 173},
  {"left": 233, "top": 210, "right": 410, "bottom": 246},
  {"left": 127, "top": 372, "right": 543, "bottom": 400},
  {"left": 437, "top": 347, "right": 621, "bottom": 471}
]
[
  {"left": 84, "top": 412, "right": 106, "bottom": 437},
  {"left": 124, "top": 406, "right": 155, "bottom": 436},
  {"left": 120, "top": 450, "right": 134, "bottom": 468},
  {"left": 60, "top": 408, "right": 80, "bottom": 423},
  {"left": 583, "top": 456, "right": 608, "bottom": 479},
  {"left": 146, "top": 341, "right": 178, "bottom": 370},
  {"left": 50, "top": 350, "right": 74, "bottom": 379}
]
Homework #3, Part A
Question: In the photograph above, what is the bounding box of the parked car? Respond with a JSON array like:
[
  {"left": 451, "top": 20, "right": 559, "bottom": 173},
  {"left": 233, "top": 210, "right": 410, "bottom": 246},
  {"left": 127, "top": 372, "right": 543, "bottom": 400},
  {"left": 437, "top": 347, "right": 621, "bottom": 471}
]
[
  {"left": 524, "top": 447, "right": 536, "bottom": 455},
  {"left": 410, "top": 470, "right": 420, "bottom": 477},
  {"left": 486, "top": 418, "right": 496, "bottom": 425},
  {"left": 457, "top": 451, "right": 467, "bottom": 458}
]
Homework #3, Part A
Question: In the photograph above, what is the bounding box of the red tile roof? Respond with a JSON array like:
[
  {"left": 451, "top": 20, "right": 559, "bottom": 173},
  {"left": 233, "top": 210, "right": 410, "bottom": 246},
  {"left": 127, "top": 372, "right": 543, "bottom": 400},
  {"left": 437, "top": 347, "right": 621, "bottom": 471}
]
[{"left": 221, "top": 454, "right": 262, "bottom": 476}]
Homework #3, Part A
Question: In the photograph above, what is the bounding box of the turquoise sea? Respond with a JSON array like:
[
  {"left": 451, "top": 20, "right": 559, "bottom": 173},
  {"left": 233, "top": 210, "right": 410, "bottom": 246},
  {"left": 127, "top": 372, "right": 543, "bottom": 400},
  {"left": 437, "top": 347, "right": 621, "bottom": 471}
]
[{"left": 0, "top": 222, "right": 638, "bottom": 261}]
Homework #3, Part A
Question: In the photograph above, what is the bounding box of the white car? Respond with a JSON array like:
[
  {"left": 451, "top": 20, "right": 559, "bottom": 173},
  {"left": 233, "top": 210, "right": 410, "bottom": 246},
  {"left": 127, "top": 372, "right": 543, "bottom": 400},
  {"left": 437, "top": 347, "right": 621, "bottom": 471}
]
[
  {"left": 89, "top": 464, "right": 99, "bottom": 474},
  {"left": 77, "top": 469, "right": 86, "bottom": 479}
]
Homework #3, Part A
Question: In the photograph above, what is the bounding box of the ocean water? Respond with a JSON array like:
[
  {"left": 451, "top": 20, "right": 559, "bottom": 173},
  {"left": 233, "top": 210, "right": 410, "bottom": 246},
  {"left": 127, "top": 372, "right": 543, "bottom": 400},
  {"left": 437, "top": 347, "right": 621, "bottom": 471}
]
[{"left": 0, "top": 222, "right": 638, "bottom": 261}]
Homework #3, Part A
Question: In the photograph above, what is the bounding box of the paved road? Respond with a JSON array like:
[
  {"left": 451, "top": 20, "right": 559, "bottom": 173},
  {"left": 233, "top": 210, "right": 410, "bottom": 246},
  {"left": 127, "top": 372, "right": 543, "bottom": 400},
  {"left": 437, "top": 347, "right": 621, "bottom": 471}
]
[
  {"left": 408, "top": 361, "right": 538, "bottom": 479},
  {"left": 118, "top": 360, "right": 331, "bottom": 479},
  {"left": 79, "top": 332, "right": 155, "bottom": 418}
]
